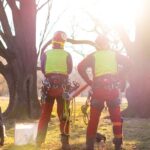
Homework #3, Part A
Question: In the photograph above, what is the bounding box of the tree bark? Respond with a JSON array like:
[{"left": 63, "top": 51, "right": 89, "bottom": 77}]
[
  {"left": 2, "top": 50, "right": 41, "bottom": 119},
  {"left": 0, "top": 0, "right": 41, "bottom": 119},
  {"left": 123, "top": 58, "right": 150, "bottom": 118}
]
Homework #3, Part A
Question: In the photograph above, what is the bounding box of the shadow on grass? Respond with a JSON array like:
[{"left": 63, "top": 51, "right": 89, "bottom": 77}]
[
  {"left": 2, "top": 144, "right": 37, "bottom": 150},
  {"left": 123, "top": 117, "right": 150, "bottom": 150}
]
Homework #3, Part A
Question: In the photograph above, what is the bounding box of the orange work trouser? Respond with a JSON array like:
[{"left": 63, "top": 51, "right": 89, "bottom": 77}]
[
  {"left": 87, "top": 87, "right": 123, "bottom": 141},
  {"left": 37, "top": 96, "right": 70, "bottom": 143}
]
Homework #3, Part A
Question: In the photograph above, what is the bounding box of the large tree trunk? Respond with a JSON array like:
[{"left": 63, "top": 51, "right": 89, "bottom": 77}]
[
  {"left": 120, "top": 0, "right": 150, "bottom": 118},
  {"left": 123, "top": 57, "right": 150, "bottom": 118},
  {"left": 0, "top": 0, "right": 41, "bottom": 119},
  {"left": 3, "top": 44, "right": 41, "bottom": 119}
]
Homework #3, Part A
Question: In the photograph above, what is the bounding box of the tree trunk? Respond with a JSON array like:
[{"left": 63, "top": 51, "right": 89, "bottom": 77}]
[
  {"left": 0, "top": 0, "right": 41, "bottom": 119},
  {"left": 122, "top": 56, "right": 150, "bottom": 118},
  {"left": 120, "top": 0, "right": 150, "bottom": 118},
  {"left": 3, "top": 54, "right": 41, "bottom": 119}
]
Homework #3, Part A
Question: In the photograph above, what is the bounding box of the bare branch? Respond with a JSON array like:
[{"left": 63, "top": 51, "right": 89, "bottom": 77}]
[
  {"left": 44, "top": 8, "right": 67, "bottom": 40},
  {"left": 38, "top": 1, "right": 52, "bottom": 51},
  {"left": 85, "top": 11, "right": 108, "bottom": 34},
  {"left": 37, "top": 0, "right": 52, "bottom": 12},
  {"left": 37, "top": 39, "right": 52, "bottom": 58},
  {"left": 6, "top": 0, "right": 18, "bottom": 11},
  {"left": 116, "top": 26, "right": 134, "bottom": 56},
  {"left": 67, "top": 38, "right": 96, "bottom": 47},
  {"left": 38, "top": 38, "right": 96, "bottom": 59},
  {"left": 36, "top": 0, "right": 41, "bottom": 7},
  {"left": 0, "top": 1, "right": 12, "bottom": 37},
  {"left": 6, "top": 0, "right": 20, "bottom": 37}
]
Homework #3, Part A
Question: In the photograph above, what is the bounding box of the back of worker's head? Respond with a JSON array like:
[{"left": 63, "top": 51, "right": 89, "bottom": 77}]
[
  {"left": 95, "top": 35, "right": 109, "bottom": 50},
  {"left": 52, "top": 31, "right": 67, "bottom": 49}
]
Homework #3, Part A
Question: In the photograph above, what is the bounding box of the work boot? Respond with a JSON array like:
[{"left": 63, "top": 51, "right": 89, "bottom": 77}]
[
  {"left": 113, "top": 138, "right": 123, "bottom": 150},
  {"left": 86, "top": 137, "right": 95, "bottom": 150},
  {"left": 61, "top": 134, "right": 71, "bottom": 150}
]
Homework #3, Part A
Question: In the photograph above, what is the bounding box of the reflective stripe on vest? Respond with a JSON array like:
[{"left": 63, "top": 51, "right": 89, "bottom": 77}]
[
  {"left": 94, "top": 50, "right": 118, "bottom": 77},
  {"left": 45, "top": 49, "right": 68, "bottom": 75}
]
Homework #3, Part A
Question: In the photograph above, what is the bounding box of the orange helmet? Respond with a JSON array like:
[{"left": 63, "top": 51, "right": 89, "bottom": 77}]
[{"left": 52, "top": 31, "right": 67, "bottom": 46}]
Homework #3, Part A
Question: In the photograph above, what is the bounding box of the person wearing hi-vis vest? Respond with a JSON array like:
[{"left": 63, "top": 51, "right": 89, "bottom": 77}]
[
  {"left": 77, "top": 35, "right": 131, "bottom": 150},
  {"left": 36, "top": 31, "right": 73, "bottom": 150}
]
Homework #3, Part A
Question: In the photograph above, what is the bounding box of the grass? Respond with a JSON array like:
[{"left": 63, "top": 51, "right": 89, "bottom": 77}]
[{"left": 0, "top": 97, "right": 150, "bottom": 150}]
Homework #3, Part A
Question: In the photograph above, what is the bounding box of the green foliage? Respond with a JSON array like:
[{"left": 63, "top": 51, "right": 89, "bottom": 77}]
[{"left": 1, "top": 98, "right": 150, "bottom": 150}]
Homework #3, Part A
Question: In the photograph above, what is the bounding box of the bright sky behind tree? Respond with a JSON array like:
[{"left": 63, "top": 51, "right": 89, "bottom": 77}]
[{"left": 37, "top": 0, "right": 143, "bottom": 66}]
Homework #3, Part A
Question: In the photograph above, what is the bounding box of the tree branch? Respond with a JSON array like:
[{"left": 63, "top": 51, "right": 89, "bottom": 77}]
[
  {"left": 38, "top": 0, "right": 52, "bottom": 51},
  {"left": 116, "top": 26, "right": 134, "bottom": 56},
  {"left": 37, "top": 0, "right": 52, "bottom": 12},
  {"left": 0, "top": 61, "right": 9, "bottom": 75},
  {"left": 37, "top": 39, "right": 52, "bottom": 58},
  {"left": 67, "top": 38, "right": 96, "bottom": 47},
  {"left": 0, "top": 40, "right": 15, "bottom": 62},
  {"left": 6, "top": 0, "right": 18, "bottom": 11},
  {"left": 0, "top": 1, "right": 12, "bottom": 37},
  {"left": 6, "top": 0, "right": 20, "bottom": 37},
  {"left": 38, "top": 38, "right": 96, "bottom": 59}
]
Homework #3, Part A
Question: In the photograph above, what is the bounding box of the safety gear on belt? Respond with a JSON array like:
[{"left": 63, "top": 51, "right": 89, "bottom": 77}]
[
  {"left": 40, "top": 76, "right": 67, "bottom": 100},
  {"left": 93, "top": 74, "right": 120, "bottom": 90}
]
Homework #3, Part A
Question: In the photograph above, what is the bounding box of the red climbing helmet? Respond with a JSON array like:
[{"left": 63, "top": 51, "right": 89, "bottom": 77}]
[{"left": 52, "top": 31, "right": 67, "bottom": 45}]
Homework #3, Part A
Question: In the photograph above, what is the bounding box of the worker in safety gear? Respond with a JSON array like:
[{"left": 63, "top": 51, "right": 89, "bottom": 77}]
[
  {"left": 36, "top": 31, "right": 73, "bottom": 150},
  {"left": 77, "top": 35, "right": 131, "bottom": 150}
]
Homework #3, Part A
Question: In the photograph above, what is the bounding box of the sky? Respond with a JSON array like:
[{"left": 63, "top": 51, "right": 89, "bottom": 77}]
[{"left": 36, "top": 0, "right": 143, "bottom": 66}]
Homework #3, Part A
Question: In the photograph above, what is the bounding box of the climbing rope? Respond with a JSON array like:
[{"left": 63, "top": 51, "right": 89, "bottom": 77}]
[
  {"left": 81, "top": 90, "right": 92, "bottom": 125},
  {"left": 63, "top": 97, "right": 76, "bottom": 135}
]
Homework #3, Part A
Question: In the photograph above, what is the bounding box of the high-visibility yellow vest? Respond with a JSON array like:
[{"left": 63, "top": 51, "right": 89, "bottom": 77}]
[
  {"left": 93, "top": 50, "right": 118, "bottom": 77},
  {"left": 45, "top": 49, "right": 68, "bottom": 75}
]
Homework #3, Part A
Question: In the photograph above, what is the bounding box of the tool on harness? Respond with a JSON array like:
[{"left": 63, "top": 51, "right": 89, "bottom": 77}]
[
  {"left": 62, "top": 81, "right": 80, "bottom": 100},
  {"left": 93, "top": 75, "right": 121, "bottom": 90},
  {"left": 61, "top": 81, "right": 80, "bottom": 129},
  {"left": 62, "top": 83, "right": 89, "bottom": 135},
  {"left": 40, "top": 77, "right": 69, "bottom": 104},
  {"left": 62, "top": 98, "right": 70, "bottom": 121}
]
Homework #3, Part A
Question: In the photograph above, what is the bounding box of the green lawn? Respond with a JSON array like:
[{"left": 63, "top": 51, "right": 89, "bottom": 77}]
[{"left": 0, "top": 97, "right": 150, "bottom": 150}]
